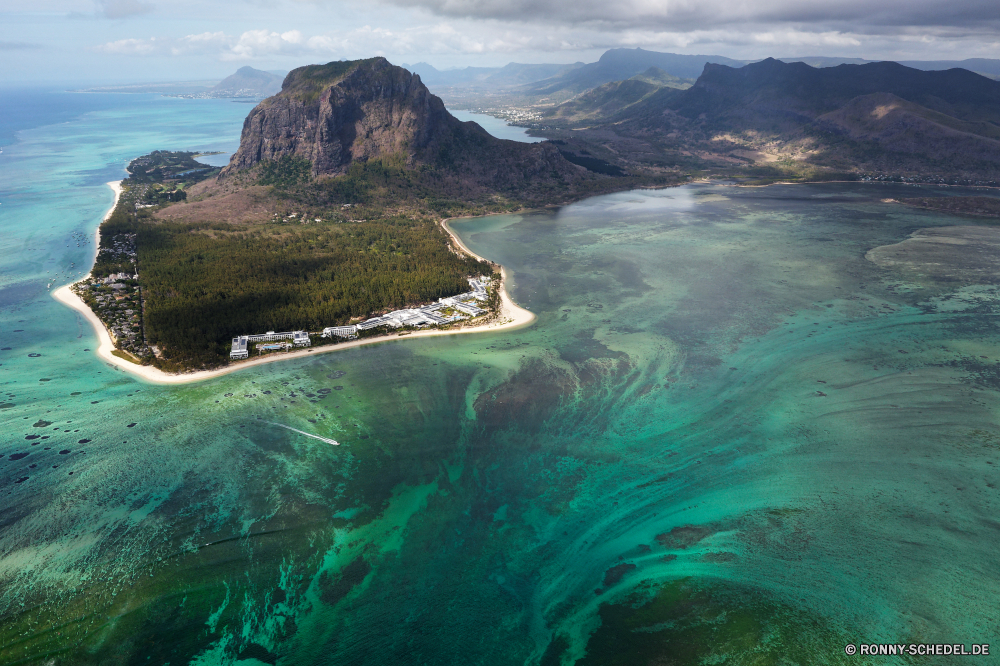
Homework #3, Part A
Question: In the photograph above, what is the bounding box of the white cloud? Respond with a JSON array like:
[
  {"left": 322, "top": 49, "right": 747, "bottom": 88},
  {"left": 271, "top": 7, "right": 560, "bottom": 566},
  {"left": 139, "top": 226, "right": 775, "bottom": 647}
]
[
  {"left": 95, "top": 36, "right": 161, "bottom": 54},
  {"left": 90, "top": 13, "right": 1000, "bottom": 67}
]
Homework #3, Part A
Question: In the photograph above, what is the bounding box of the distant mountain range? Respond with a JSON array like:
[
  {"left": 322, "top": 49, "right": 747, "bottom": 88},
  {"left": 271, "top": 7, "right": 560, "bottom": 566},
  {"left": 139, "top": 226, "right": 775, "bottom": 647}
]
[
  {"left": 402, "top": 49, "right": 1000, "bottom": 97},
  {"left": 209, "top": 66, "right": 284, "bottom": 98},
  {"left": 74, "top": 67, "right": 287, "bottom": 98},
  {"left": 402, "top": 61, "right": 583, "bottom": 89},
  {"left": 776, "top": 56, "right": 1000, "bottom": 79},
  {"left": 523, "top": 49, "right": 742, "bottom": 96},
  {"left": 560, "top": 57, "right": 1000, "bottom": 180}
]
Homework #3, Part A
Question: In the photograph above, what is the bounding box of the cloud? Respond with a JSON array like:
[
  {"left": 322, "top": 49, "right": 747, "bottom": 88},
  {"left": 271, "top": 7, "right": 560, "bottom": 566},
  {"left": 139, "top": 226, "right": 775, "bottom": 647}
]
[
  {"left": 99, "top": 0, "right": 153, "bottom": 19},
  {"left": 375, "top": 0, "right": 1000, "bottom": 33},
  {"left": 91, "top": 12, "right": 1000, "bottom": 66},
  {"left": 95, "top": 37, "right": 162, "bottom": 54}
]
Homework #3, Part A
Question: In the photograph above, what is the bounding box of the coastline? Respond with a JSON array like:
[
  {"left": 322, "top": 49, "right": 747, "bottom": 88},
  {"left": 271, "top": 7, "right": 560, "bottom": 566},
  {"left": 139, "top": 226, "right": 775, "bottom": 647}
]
[{"left": 52, "top": 185, "right": 536, "bottom": 385}]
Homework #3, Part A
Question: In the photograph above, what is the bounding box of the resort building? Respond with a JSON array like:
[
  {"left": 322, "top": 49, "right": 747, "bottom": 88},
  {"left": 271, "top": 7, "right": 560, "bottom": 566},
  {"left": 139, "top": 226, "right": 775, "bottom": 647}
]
[
  {"left": 230, "top": 277, "right": 490, "bottom": 361},
  {"left": 247, "top": 331, "right": 292, "bottom": 342},
  {"left": 322, "top": 325, "right": 359, "bottom": 339},
  {"left": 245, "top": 330, "right": 311, "bottom": 346},
  {"left": 230, "top": 335, "right": 249, "bottom": 359}
]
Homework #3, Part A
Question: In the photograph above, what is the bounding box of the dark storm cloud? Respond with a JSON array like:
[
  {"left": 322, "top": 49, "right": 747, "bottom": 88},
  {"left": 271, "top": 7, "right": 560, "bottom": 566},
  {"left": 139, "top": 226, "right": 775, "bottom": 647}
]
[{"left": 379, "top": 0, "right": 1000, "bottom": 31}]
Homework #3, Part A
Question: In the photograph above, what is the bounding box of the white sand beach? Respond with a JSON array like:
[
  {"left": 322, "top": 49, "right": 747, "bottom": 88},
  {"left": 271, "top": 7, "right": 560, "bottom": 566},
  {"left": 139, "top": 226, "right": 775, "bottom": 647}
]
[{"left": 52, "top": 186, "right": 535, "bottom": 385}]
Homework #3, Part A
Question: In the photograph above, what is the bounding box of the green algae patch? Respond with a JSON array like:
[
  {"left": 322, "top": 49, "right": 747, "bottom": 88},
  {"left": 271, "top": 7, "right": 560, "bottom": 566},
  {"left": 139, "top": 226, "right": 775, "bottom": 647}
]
[
  {"left": 111, "top": 349, "right": 141, "bottom": 364},
  {"left": 579, "top": 578, "right": 862, "bottom": 666}
]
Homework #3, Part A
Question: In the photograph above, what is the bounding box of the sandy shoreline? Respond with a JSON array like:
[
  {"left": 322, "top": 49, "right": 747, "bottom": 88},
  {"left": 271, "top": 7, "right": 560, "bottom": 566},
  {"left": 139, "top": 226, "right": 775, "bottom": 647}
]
[{"left": 52, "top": 186, "right": 536, "bottom": 385}]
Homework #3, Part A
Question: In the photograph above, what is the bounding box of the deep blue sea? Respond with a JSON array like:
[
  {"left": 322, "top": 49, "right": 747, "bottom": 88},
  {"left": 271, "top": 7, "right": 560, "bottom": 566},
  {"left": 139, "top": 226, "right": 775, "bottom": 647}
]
[{"left": 2, "top": 88, "right": 999, "bottom": 665}]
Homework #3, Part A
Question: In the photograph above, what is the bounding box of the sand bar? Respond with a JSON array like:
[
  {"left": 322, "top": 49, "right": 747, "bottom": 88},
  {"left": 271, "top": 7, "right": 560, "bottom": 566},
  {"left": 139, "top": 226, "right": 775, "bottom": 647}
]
[{"left": 53, "top": 186, "right": 535, "bottom": 385}]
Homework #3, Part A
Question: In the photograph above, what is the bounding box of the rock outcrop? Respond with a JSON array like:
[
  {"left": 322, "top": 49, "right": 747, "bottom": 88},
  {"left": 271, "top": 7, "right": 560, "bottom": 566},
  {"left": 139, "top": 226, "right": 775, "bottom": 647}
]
[{"left": 224, "top": 57, "right": 582, "bottom": 192}]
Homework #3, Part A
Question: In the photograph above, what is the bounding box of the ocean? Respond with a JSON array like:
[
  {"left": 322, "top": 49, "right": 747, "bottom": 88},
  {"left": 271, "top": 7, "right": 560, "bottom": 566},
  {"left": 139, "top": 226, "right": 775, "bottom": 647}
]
[{"left": 1, "top": 89, "right": 999, "bottom": 665}]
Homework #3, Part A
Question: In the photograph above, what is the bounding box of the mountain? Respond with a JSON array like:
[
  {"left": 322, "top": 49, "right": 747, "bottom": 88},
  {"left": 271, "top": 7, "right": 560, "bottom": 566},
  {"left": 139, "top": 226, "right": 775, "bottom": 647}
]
[
  {"left": 778, "top": 56, "right": 1000, "bottom": 79},
  {"left": 610, "top": 58, "right": 1000, "bottom": 178},
  {"left": 211, "top": 66, "right": 284, "bottom": 97},
  {"left": 221, "top": 58, "right": 591, "bottom": 194},
  {"left": 523, "top": 48, "right": 745, "bottom": 96},
  {"left": 542, "top": 68, "right": 691, "bottom": 123},
  {"left": 661, "top": 58, "right": 1000, "bottom": 126},
  {"left": 628, "top": 67, "right": 695, "bottom": 88}
]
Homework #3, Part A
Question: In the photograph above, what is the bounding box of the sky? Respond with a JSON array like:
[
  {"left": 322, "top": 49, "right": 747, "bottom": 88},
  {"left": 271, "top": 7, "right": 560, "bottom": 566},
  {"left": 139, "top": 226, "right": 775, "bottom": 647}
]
[{"left": 1, "top": 0, "right": 999, "bottom": 84}]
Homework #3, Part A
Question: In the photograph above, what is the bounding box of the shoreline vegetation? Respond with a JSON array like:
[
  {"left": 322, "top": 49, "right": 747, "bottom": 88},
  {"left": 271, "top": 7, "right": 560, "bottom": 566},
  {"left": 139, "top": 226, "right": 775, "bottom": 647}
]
[{"left": 53, "top": 181, "right": 535, "bottom": 385}]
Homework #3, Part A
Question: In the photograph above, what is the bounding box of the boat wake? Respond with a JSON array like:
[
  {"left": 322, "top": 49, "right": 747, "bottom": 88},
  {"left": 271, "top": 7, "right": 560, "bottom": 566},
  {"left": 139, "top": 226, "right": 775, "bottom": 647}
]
[{"left": 266, "top": 422, "right": 340, "bottom": 445}]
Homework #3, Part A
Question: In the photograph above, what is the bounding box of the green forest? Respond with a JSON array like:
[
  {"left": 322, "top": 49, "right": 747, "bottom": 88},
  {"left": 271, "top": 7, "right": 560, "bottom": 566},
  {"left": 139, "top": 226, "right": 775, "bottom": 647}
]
[
  {"left": 143, "top": 216, "right": 489, "bottom": 368},
  {"left": 101, "top": 194, "right": 490, "bottom": 369}
]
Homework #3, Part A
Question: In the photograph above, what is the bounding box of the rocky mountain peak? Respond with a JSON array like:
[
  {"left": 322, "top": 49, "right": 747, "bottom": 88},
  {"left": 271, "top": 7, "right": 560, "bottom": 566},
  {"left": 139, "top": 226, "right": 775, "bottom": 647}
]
[{"left": 223, "top": 57, "right": 584, "bottom": 192}]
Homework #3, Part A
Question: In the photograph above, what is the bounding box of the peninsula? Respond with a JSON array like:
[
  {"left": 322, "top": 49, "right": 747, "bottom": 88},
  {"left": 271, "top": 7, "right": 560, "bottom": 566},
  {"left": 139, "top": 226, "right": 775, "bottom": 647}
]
[{"left": 56, "top": 57, "right": 658, "bottom": 381}]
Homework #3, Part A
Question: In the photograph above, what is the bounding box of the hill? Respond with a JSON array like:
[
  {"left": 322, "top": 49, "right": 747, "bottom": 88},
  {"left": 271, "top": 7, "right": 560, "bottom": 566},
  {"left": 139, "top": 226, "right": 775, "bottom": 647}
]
[
  {"left": 542, "top": 67, "right": 692, "bottom": 124},
  {"left": 210, "top": 66, "right": 284, "bottom": 98}
]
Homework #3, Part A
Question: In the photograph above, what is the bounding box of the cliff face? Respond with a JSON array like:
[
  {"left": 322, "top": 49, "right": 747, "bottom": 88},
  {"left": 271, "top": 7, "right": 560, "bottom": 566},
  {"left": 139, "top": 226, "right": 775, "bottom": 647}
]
[{"left": 224, "top": 57, "right": 580, "bottom": 190}]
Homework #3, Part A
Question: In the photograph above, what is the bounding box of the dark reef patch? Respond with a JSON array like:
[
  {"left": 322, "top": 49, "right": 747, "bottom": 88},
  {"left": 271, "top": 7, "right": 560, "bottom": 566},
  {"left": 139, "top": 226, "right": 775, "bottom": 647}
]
[
  {"left": 318, "top": 556, "right": 371, "bottom": 607},
  {"left": 655, "top": 524, "right": 715, "bottom": 549},
  {"left": 601, "top": 562, "right": 637, "bottom": 588},
  {"left": 578, "top": 578, "right": 855, "bottom": 666},
  {"left": 237, "top": 643, "right": 278, "bottom": 664}
]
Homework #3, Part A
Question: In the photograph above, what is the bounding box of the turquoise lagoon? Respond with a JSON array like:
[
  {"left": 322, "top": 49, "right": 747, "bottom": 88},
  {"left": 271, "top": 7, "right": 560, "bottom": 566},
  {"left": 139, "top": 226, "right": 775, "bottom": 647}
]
[{"left": 1, "top": 91, "right": 999, "bottom": 664}]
